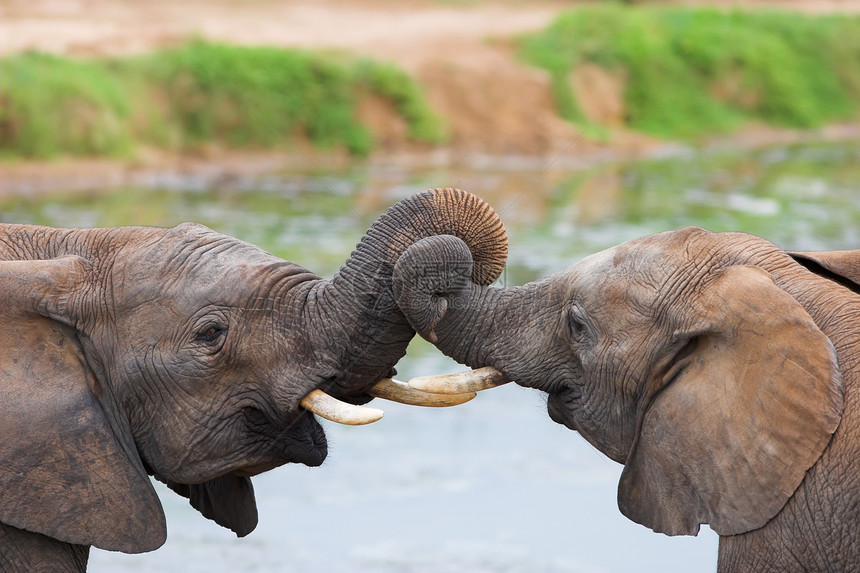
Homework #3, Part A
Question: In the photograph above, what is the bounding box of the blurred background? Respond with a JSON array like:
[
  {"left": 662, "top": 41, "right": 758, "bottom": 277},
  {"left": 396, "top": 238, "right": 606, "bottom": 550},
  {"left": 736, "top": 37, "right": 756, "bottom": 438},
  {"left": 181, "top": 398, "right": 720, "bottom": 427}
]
[{"left": 2, "top": 1, "right": 860, "bottom": 572}]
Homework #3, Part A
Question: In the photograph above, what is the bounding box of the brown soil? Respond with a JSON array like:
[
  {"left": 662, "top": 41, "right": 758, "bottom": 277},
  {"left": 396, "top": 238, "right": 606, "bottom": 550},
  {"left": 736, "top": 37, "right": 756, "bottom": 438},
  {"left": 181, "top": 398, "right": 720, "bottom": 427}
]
[{"left": 2, "top": 0, "right": 860, "bottom": 192}]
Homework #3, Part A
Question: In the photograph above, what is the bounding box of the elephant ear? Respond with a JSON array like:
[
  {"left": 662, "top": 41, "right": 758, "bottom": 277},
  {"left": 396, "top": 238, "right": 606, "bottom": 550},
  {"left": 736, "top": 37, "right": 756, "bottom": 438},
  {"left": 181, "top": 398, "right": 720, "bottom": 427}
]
[
  {"left": 618, "top": 265, "right": 844, "bottom": 537},
  {"left": 161, "top": 475, "right": 258, "bottom": 537},
  {"left": 790, "top": 250, "right": 860, "bottom": 291},
  {"left": 0, "top": 257, "right": 166, "bottom": 553}
]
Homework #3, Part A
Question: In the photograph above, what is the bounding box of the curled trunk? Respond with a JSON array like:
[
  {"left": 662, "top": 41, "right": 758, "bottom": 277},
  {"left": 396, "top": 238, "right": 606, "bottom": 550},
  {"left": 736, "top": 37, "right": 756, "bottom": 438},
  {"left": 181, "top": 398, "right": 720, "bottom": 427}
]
[
  {"left": 303, "top": 188, "right": 510, "bottom": 398},
  {"left": 391, "top": 233, "right": 552, "bottom": 384}
]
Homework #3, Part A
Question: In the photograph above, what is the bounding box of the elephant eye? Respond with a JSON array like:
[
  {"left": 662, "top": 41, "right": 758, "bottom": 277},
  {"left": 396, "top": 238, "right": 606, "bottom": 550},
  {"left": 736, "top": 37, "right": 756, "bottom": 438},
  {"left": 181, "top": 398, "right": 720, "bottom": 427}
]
[
  {"left": 568, "top": 304, "right": 589, "bottom": 343},
  {"left": 196, "top": 324, "right": 227, "bottom": 344},
  {"left": 569, "top": 317, "right": 586, "bottom": 341}
]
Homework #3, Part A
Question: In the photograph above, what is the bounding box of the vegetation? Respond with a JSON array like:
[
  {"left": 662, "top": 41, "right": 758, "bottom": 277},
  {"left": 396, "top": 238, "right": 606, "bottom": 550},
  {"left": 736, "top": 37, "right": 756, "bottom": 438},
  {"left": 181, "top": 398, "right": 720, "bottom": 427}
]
[
  {"left": 2, "top": 52, "right": 135, "bottom": 158},
  {"left": 1, "top": 41, "right": 444, "bottom": 160},
  {"left": 5, "top": 6, "right": 860, "bottom": 161},
  {"left": 520, "top": 5, "right": 860, "bottom": 138}
]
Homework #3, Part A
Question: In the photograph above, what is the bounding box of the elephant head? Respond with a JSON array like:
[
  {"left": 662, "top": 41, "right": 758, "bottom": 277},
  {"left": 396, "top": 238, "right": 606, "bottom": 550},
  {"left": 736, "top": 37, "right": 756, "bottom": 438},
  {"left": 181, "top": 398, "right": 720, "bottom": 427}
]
[
  {"left": 0, "top": 188, "right": 507, "bottom": 558},
  {"left": 393, "top": 226, "right": 847, "bottom": 537}
]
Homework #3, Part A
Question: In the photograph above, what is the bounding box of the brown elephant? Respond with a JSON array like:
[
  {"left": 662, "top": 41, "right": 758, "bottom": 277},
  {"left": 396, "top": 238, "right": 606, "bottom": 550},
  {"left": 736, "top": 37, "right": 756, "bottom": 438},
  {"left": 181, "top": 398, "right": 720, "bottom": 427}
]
[
  {"left": 394, "top": 226, "right": 858, "bottom": 571},
  {"left": 0, "top": 188, "right": 507, "bottom": 572}
]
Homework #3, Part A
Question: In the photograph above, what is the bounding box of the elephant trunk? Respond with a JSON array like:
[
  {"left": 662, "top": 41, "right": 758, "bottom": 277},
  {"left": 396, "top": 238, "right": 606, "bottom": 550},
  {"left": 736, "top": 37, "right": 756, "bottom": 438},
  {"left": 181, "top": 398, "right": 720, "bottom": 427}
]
[
  {"left": 310, "top": 188, "right": 509, "bottom": 397},
  {"left": 392, "top": 233, "right": 547, "bottom": 383}
]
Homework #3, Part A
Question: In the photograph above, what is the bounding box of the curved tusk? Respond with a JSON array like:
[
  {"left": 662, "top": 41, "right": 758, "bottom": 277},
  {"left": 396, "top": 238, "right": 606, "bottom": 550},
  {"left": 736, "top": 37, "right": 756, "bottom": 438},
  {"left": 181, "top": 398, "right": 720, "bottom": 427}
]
[
  {"left": 300, "top": 389, "right": 384, "bottom": 426},
  {"left": 408, "top": 366, "right": 511, "bottom": 395},
  {"left": 368, "top": 378, "right": 476, "bottom": 407}
]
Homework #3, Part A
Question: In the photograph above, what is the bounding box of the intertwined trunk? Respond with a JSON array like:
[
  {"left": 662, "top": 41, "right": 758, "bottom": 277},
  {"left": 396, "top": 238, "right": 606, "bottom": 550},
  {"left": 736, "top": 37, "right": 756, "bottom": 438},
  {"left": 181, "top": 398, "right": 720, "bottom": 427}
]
[
  {"left": 306, "top": 188, "right": 509, "bottom": 398},
  {"left": 391, "top": 232, "right": 554, "bottom": 385}
]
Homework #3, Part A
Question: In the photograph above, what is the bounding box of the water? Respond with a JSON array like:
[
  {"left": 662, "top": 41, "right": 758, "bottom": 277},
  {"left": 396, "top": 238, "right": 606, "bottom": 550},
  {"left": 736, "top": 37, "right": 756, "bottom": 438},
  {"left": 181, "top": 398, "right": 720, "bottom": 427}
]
[{"left": 3, "top": 141, "right": 859, "bottom": 572}]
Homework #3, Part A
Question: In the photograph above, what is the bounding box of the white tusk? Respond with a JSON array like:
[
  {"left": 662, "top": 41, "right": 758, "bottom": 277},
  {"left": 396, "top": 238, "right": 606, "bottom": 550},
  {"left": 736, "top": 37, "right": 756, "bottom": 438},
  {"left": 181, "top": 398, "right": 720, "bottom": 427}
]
[
  {"left": 408, "top": 366, "right": 511, "bottom": 395},
  {"left": 368, "top": 378, "right": 476, "bottom": 407},
  {"left": 300, "top": 389, "right": 384, "bottom": 425}
]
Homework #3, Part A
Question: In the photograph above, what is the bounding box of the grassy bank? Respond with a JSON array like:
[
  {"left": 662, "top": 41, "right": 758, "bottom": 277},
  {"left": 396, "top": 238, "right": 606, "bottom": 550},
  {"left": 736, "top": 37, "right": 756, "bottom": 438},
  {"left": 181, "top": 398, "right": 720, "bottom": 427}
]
[
  {"left": 5, "top": 6, "right": 860, "bottom": 163},
  {"left": 520, "top": 5, "right": 860, "bottom": 138},
  {"left": 1, "top": 41, "right": 445, "bottom": 160}
]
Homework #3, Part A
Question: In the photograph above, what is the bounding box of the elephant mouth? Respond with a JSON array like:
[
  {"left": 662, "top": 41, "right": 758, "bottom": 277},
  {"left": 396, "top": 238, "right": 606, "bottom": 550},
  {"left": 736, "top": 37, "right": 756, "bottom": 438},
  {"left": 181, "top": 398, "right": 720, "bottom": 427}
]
[
  {"left": 546, "top": 392, "right": 577, "bottom": 429},
  {"left": 242, "top": 408, "right": 328, "bottom": 471},
  {"left": 278, "top": 412, "right": 328, "bottom": 467}
]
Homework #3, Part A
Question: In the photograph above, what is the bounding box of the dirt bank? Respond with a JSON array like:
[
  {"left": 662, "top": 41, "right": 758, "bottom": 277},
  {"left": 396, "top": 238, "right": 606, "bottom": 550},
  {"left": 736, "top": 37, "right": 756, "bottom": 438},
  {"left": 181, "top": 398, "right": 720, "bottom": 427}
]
[{"left": 2, "top": 0, "right": 860, "bottom": 193}]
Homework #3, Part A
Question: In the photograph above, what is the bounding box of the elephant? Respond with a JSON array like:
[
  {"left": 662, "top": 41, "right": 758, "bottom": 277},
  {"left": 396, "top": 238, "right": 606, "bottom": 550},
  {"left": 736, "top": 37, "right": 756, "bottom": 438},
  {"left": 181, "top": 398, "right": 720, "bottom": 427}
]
[
  {"left": 393, "top": 225, "right": 859, "bottom": 571},
  {"left": 0, "top": 188, "right": 508, "bottom": 572}
]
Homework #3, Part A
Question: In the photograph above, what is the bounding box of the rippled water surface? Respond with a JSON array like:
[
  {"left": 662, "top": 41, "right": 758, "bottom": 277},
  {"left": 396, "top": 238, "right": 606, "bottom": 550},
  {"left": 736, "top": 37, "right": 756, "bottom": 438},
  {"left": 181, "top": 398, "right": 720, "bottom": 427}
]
[{"left": 3, "top": 141, "right": 859, "bottom": 572}]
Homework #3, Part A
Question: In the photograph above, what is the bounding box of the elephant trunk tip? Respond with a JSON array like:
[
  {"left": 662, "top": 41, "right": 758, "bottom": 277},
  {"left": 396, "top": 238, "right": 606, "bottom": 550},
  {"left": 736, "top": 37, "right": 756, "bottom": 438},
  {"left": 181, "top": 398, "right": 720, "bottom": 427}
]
[{"left": 392, "top": 235, "right": 474, "bottom": 342}]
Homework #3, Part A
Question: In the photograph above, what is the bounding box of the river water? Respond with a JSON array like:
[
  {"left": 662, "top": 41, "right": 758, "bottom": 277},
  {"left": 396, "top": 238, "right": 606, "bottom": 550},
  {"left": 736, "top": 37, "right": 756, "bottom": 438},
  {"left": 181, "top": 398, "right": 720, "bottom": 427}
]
[{"left": 3, "top": 141, "right": 859, "bottom": 572}]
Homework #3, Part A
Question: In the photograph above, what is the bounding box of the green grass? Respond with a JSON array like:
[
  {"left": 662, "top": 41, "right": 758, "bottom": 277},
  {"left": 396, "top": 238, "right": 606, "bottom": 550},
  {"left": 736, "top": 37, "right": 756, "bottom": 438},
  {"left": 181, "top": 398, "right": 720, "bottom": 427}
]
[
  {"left": 1, "top": 41, "right": 444, "bottom": 160},
  {"left": 2, "top": 52, "right": 134, "bottom": 158},
  {"left": 520, "top": 4, "right": 860, "bottom": 139}
]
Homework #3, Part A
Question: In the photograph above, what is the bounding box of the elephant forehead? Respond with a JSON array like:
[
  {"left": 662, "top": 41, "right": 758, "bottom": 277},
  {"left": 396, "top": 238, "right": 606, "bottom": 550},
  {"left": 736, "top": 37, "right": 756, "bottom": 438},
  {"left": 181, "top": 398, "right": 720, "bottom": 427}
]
[
  {"left": 118, "top": 238, "right": 297, "bottom": 308},
  {"left": 564, "top": 236, "right": 699, "bottom": 321},
  {"left": 569, "top": 242, "right": 669, "bottom": 291}
]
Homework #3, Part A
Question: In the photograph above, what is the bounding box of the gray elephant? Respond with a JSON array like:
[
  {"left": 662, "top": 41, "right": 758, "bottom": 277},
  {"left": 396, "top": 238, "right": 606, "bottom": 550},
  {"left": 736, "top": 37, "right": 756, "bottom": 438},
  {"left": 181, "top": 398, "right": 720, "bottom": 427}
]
[
  {"left": 394, "top": 226, "right": 858, "bottom": 571},
  {"left": 0, "top": 188, "right": 507, "bottom": 572}
]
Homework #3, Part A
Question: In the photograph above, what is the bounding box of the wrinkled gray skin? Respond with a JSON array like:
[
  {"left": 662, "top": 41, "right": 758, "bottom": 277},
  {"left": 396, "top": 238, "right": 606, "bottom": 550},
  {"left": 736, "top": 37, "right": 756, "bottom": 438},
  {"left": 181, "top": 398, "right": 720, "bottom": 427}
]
[
  {"left": 394, "top": 227, "right": 859, "bottom": 572},
  {"left": 0, "top": 189, "right": 507, "bottom": 572}
]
